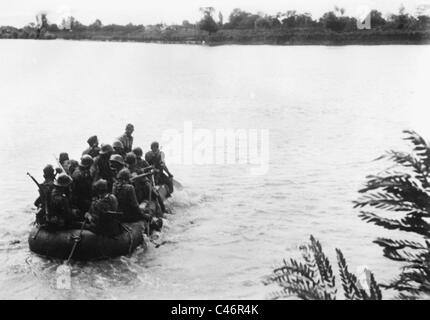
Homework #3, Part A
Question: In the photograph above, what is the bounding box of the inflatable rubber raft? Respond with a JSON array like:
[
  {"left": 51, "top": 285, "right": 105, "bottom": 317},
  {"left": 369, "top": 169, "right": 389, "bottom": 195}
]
[
  {"left": 28, "top": 184, "right": 171, "bottom": 261},
  {"left": 28, "top": 221, "right": 145, "bottom": 260}
]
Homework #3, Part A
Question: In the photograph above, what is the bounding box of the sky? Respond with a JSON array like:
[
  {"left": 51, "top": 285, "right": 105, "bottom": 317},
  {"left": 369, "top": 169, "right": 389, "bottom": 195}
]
[{"left": 0, "top": 0, "right": 429, "bottom": 27}]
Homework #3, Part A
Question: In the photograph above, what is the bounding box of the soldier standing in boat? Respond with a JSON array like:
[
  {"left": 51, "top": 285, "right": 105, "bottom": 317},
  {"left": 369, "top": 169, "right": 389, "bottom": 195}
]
[
  {"left": 71, "top": 155, "right": 94, "bottom": 214},
  {"left": 82, "top": 135, "right": 100, "bottom": 158},
  {"left": 91, "top": 144, "right": 115, "bottom": 190},
  {"left": 85, "top": 179, "right": 122, "bottom": 237},
  {"left": 118, "top": 123, "right": 134, "bottom": 153}
]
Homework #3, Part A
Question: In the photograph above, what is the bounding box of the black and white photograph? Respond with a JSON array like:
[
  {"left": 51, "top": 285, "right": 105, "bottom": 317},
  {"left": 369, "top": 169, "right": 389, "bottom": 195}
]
[{"left": 0, "top": 0, "right": 430, "bottom": 304}]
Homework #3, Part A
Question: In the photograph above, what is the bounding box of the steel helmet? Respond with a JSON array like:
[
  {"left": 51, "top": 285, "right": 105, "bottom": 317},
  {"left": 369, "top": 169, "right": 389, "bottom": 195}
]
[
  {"left": 99, "top": 144, "right": 114, "bottom": 155},
  {"left": 125, "top": 152, "right": 137, "bottom": 165},
  {"left": 87, "top": 135, "right": 98, "bottom": 146},
  {"left": 93, "top": 179, "right": 108, "bottom": 194},
  {"left": 59, "top": 152, "right": 69, "bottom": 163},
  {"left": 54, "top": 173, "right": 72, "bottom": 187},
  {"left": 109, "top": 154, "right": 125, "bottom": 165},
  {"left": 43, "top": 164, "right": 55, "bottom": 178},
  {"left": 113, "top": 140, "right": 124, "bottom": 149},
  {"left": 80, "top": 155, "right": 94, "bottom": 168},
  {"left": 132, "top": 147, "right": 143, "bottom": 157},
  {"left": 117, "top": 168, "right": 131, "bottom": 181}
]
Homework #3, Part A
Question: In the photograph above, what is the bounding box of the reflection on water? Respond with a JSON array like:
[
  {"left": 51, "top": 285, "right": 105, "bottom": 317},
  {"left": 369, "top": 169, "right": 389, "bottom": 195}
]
[{"left": 0, "top": 41, "right": 429, "bottom": 299}]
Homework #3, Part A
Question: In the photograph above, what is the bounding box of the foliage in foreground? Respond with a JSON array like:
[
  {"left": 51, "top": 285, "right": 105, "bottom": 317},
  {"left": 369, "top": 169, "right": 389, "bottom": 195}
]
[
  {"left": 263, "top": 235, "right": 382, "bottom": 300},
  {"left": 354, "top": 130, "right": 430, "bottom": 297},
  {"left": 265, "top": 130, "right": 430, "bottom": 299}
]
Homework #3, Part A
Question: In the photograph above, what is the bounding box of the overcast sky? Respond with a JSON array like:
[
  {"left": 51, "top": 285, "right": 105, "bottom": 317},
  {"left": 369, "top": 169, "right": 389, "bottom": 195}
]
[{"left": 0, "top": 0, "right": 429, "bottom": 27}]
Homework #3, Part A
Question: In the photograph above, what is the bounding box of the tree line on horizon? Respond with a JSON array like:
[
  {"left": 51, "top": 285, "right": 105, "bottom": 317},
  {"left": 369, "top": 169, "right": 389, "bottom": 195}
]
[{"left": 0, "top": 5, "right": 429, "bottom": 41}]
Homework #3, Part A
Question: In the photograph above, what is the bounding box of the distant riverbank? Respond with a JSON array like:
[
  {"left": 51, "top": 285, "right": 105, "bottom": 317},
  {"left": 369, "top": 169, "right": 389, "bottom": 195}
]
[{"left": 1, "top": 27, "right": 430, "bottom": 46}]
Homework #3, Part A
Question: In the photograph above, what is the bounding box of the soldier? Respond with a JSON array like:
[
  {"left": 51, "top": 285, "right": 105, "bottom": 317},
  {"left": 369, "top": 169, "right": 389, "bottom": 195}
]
[
  {"left": 109, "top": 154, "right": 126, "bottom": 179},
  {"left": 57, "top": 153, "right": 78, "bottom": 176},
  {"left": 127, "top": 154, "right": 167, "bottom": 214},
  {"left": 112, "top": 140, "right": 126, "bottom": 158},
  {"left": 132, "top": 147, "right": 150, "bottom": 171},
  {"left": 125, "top": 152, "right": 138, "bottom": 173},
  {"left": 145, "top": 141, "right": 174, "bottom": 193},
  {"left": 82, "top": 135, "right": 100, "bottom": 158},
  {"left": 118, "top": 123, "right": 134, "bottom": 153},
  {"left": 49, "top": 173, "right": 74, "bottom": 229},
  {"left": 71, "top": 155, "right": 94, "bottom": 213},
  {"left": 59, "top": 152, "right": 69, "bottom": 167},
  {"left": 112, "top": 169, "right": 143, "bottom": 223},
  {"left": 85, "top": 179, "right": 122, "bottom": 237},
  {"left": 91, "top": 143, "right": 114, "bottom": 190},
  {"left": 125, "top": 152, "right": 148, "bottom": 203},
  {"left": 34, "top": 164, "right": 56, "bottom": 224}
]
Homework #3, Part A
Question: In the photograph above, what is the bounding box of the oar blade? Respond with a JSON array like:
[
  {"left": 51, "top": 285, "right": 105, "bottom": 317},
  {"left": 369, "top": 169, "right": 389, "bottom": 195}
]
[
  {"left": 172, "top": 178, "right": 183, "bottom": 190},
  {"left": 55, "top": 263, "right": 72, "bottom": 289}
]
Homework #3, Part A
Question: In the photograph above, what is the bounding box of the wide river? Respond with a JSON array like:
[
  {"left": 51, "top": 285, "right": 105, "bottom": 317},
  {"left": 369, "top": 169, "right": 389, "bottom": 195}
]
[{"left": 0, "top": 40, "right": 429, "bottom": 299}]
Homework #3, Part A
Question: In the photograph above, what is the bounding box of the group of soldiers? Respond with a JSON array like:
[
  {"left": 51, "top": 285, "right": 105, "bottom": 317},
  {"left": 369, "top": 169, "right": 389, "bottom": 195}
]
[{"left": 32, "top": 124, "right": 174, "bottom": 237}]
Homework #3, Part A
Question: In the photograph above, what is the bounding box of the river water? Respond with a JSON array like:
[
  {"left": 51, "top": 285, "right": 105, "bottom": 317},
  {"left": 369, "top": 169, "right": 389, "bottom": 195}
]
[{"left": 0, "top": 40, "right": 429, "bottom": 299}]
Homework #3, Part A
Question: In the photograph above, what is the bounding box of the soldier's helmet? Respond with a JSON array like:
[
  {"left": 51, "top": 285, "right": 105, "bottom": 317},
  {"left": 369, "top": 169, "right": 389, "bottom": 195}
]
[
  {"left": 117, "top": 168, "right": 131, "bottom": 181},
  {"left": 132, "top": 147, "right": 143, "bottom": 157},
  {"left": 54, "top": 173, "right": 72, "bottom": 187},
  {"left": 113, "top": 140, "right": 124, "bottom": 149},
  {"left": 59, "top": 152, "right": 69, "bottom": 163},
  {"left": 125, "top": 152, "right": 137, "bottom": 166},
  {"left": 93, "top": 179, "right": 108, "bottom": 194},
  {"left": 110, "top": 154, "right": 125, "bottom": 166},
  {"left": 99, "top": 144, "right": 114, "bottom": 155},
  {"left": 80, "top": 155, "right": 94, "bottom": 168},
  {"left": 43, "top": 164, "right": 55, "bottom": 178},
  {"left": 87, "top": 135, "right": 98, "bottom": 146}
]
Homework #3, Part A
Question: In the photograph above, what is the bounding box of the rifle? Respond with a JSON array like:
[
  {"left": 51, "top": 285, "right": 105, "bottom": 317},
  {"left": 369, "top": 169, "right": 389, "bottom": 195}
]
[
  {"left": 27, "top": 172, "right": 41, "bottom": 189},
  {"left": 27, "top": 172, "right": 49, "bottom": 219},
  {"left": 130, "top": 170, "right": 155, "bottom": 182}
]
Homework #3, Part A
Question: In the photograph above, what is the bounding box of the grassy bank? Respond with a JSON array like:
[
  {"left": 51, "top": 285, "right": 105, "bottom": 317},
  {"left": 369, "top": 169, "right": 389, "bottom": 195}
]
[{"left": 2, "top": 27, "right": 430, "bottom": 45}]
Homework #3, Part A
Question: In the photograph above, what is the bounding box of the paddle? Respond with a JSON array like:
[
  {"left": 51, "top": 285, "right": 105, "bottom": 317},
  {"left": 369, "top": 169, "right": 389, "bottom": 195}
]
[
  {"left": 172, "top": 178, "right": 183, "bottom": 191},
  {"left": 55, "top": 220, "right": 86, "bottom": 288},
  {"left": 150, "top": 165, "right": 183, "bottom": 191},
  {"left": 53, "top": 154, "right": 67, "bottom": 174},
  {"left": 66, "top": 220, "right": 86, "bottom": 264},
  {"left": 159, "top": 152, "right": 184, "bottom": 191}
]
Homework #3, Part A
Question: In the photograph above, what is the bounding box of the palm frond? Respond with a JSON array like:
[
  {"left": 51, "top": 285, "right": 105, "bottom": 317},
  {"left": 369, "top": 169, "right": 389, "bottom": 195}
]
[
  {"left": 264, "top": 236, "right": 382, "bottom": 300},
  {"left": 355, "top": 130, "right": 430, "bottom": 299}
]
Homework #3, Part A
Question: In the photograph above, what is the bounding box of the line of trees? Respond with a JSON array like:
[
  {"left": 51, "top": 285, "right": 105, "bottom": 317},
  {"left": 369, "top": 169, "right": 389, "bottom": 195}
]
[
  {"left": 198, "top": 5, "right": 430, "bottom": 33},
  {"left": 1, "top": 5, "right": 429, "bottom": 41}
]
